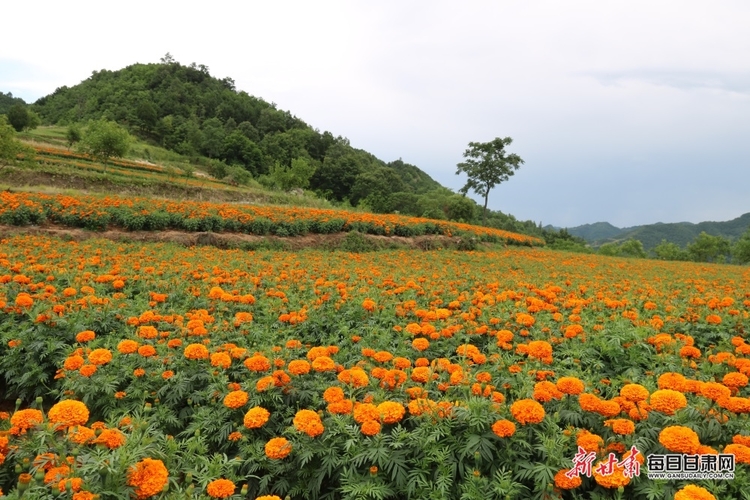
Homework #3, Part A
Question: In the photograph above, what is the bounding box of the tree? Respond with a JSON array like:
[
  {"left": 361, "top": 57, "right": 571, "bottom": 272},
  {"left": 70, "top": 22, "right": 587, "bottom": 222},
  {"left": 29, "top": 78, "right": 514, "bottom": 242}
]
[
  {"left": 66, "top": 123, "right": 82, "bottom": 149},
  {"left": 731, "top": 228, "right": 750, "bottom": 264},
  {"left": 6, "top": 103, "right": 40, "bottom": 132},
  {"left": 0, "top": 115, "right": 32, "bottom": 164},
  {"left": 653, "top": 240, "right": 689, "bottom": 261},
  {"left": 269, "top": 157, "right": 316, "bottom": 191},
  {"left": 687, "top": 232, "right": 731, "bottom": 263},
  {"left": 77, "top": 119, "right": 132, "bottom": 172},
  {"left": 456, "top": 137, "right": 524, "bottom": 225}
]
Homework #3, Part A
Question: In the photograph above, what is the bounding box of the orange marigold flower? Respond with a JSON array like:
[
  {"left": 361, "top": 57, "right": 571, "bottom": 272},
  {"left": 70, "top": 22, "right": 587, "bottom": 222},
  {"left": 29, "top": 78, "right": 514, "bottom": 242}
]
[
  {"left": 527, "top": 340, "right": 553, "bottom": 360},
  {"left": 554, "top": 469, "right": 582, "bottom": 490},
  {"left": 127, "top": 458, "right": 169, "bottom": 499},
  {"left": 64, "top": 355, "right": 85, "bottom": 371},
  {"left": 48, "top": 400, "right": 89, "bottom": 429},
  {"left": 605, "top": 418, "right": 636, "bottom": 435},
  {"left": 44, "top": 465, "right": 70, "bottom": 484},
  {"left": 510, "top": 399, "right": 545, "bottom": 425},
  {"left": 353, "top": 403, "right": 380, "bottom": 424},
  {"left": 338, "top": 368, "right": 369, "bottom": 387},
  {"left": 206, "top": 478, "right": 235, "bottom": 498},
  {"left": 657, "top": 372, "right": 687, "bottom": 392},
  {"left": 287, "top": 359, "right": 311, "bottom": 375},
  {"left": 659, "top": 426, "right": 701, "bottom": 454},
  {"left": 162, "top": 370, "right": 174, "bottom": 380},
  {"left": 327, "top": 399, "right": 354, "bottom": 415},
  {"left": 57, "top": 477, "right": 83, "bottom": 493},
  {"left": 256, "top": 376, "right": 275, "bottom": 392},
  {"left": 211, "top": 352, "right": 232, "bottom": 369},
  {"left": 137, "top": 326, "right": 158, "bottom": 339},
  {"left": 724, "top": 443, "right": 750, "bottom": 464},
  {"left": 88, "top": 348, "right": 113, "bottom": 365},
  {"left": 243, "top": 407, "right": 270, "bottom": 429},
  {"left": 79, "top": 364, "right": 97, "bottom": 377},
  {"left": 700, "top": 382, "right": 731, "bottom": 402},
  {"left": 556, "top": 376, "right": 584, "bottom": 395},
  {"left": 360, "top": 419, "right": 381, "bottom": 436},
  {"left": 228, "top": 431, "right": 242, "bottom": 441},
  {"left": 138, "top": 345, "right": 157, "bottom": 358},
  {"left": 76, "top": 330, "right": 96, "bottom": 343},
  {"left": 184, "top": 343, "right": 209, "bottom": 360},
  {"left": 10, "top": 408, "right": 44, "bottom": 434},
  {"left": 323, "top": 386, "right": 345, "bottom": 403},
  {"left": 377, "top": 401, "right": 405, "bottom": 424},
  {"left": 577, "top": 430, "right": 604, "bottom": 453},
  {"left": 293, "top": 409, "right": 324, "bottom": 437},
  {"left": 620, "top": 383, "right": 649, "bottom": 402},
  {"left": 491, "top": 419, "right": 516, "bottom": 438},
  {"left": 93, "top": 428, "right": 127, "bottom": 449},
  {"left": 68, "top": 425, "right": 95, "bottom": 444},
  {"left": 223, "top": 391, "right": 249, "bottom": 410},
  {"left": 723, "top": 372, "right": 749, "bottom": 389},
  {"left": 674, "top": 485, "right": 716, "bottom": 500},
  {"left": 593, "top": 463, "right": 630, "bottom": 489},
  {"left": 117, "top": 340, "right": 139, "bottom": 354},
  {"left": 412, "top": 338, "right": 430, "bottom": 351},
  {"left": 650, "top": 389, "right": 687, "bottom": 415},
  {"left": 244, "top": 354, "right": 271, "bottom": 372},
  {"left": 311, "top": 356, "right": 336, "bottom": 372},
  {"left": 733, "top": 435, "right": 750, "bottom": 447},
  {"left": 265, "top": 437, "right": 292, "bottom": 459}
]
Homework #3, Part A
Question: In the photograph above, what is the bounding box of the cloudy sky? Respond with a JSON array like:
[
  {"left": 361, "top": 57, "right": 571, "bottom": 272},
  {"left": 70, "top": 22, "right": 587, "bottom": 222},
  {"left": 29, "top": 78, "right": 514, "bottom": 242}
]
[{"left": 2, "top": 1, "right": 749, "bottom": 228}]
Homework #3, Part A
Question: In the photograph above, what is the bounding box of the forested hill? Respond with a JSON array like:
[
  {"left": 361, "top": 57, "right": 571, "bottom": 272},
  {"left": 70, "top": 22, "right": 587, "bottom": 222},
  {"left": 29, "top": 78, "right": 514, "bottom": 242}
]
[
  {"left": 558, "top": 212, "right": 750, "bottom": 250},
  {"left": 31, "top": 58, "right": 443, "bottom": 203}
]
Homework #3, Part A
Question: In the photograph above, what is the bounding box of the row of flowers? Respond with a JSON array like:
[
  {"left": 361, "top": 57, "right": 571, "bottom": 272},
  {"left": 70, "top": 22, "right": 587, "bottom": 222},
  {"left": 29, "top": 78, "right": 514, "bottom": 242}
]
[{"left": 0, "top": 191, "right": 544, "bottom": 243}]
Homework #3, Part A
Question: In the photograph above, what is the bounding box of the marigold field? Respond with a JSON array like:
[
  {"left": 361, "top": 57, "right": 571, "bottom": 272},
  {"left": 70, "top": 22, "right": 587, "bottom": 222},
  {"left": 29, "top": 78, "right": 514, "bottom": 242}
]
[{"left": 1, "top": 232, "right": 749, "bottom": 500}]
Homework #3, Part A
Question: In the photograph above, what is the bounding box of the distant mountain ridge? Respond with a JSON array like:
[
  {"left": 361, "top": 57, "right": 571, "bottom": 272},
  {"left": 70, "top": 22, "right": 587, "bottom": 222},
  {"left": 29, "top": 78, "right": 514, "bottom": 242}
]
[{"left": 548, "top": 212, "right": 750, "bottom": 250}]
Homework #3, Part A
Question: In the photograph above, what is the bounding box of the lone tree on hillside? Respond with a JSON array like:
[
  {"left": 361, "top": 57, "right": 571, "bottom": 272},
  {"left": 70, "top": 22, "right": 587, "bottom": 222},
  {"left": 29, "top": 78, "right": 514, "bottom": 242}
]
[
  {"left": 456, "top": 136, "right": 524, "bottom": 226},
  {"left": 77, "top": 119, "right": 132, "bottom": 172}
]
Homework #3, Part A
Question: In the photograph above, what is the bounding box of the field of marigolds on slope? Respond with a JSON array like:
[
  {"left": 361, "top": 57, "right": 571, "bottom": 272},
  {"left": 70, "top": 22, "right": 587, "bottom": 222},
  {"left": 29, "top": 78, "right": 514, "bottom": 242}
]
[{"left": 0, "top": 234, "right": 749, "bottom": 500}]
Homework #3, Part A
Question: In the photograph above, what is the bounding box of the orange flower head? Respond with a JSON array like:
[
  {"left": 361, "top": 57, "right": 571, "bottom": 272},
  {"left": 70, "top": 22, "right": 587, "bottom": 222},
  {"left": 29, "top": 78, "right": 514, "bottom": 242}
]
[
  {"left": 206, "top": 478, "right": 235, "bottom": 498},
  {"left": 293, "top": 409, "right": 324, "bottom": 437},
  {"left": 556, "top": 376, "right": 584, "bottom": 395},
  {"left": 184, "top": 343, "right": 209, "bottom": 360},
  {"left": 93, "top": 428, "right": 127, "bottom": 449},
  {"left": 650, "top": 389, "right": 688, "bottom": 415},
  {"left": 243, "top": 406, "right": 270, "bottom": 429},
  {"left": 674, "top": 485, "right": 716, "bottom": 500},
  {"left": 360, "top": 419, "right": 381, "bottom": 436},
  {"left": 491, "top": 419, "right": 516, "bottom": 438},
  {"left": 510, "top": 399, "right": 545, "bottom": 425},
  {"left": 76, "top": 330, "right": 96, "bottom": 343},
  {"left": 127, "top": 458, "right": 169, "bottom": 499},
  {"left": 88, "top": 348, "right": 112, "bottom": 365},
  {"left": 377, "top": 401, "right": 405, "bottom": 424},
  {"left": 554, "top": 469, "right": 582, "bottom": 490},
  {"left": 658, "top": 425, "right": 701, "bottom": 454},
  {"left": 48, "top": 400, "right": 90, "bottom": 429},
  {"left": 10, "top": 408, "right": 44, "bottom": 435},
  {"left": 265, "top": 437, "right": 292, "bottom": 459},
  {"left": 223, "top": 390, "right": 249, "bottom": 410},
  {"left": 620, "top": 383, "right": 649, "bottom": 402}
]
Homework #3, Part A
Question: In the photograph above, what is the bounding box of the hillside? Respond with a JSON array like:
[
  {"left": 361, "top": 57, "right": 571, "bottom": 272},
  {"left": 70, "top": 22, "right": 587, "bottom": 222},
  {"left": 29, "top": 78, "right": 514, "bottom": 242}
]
[
  {"left": 30, "top": 58, "right": 443, "bottom": 201},
  {"left": 560, "top": 213, "right": 750, "bottom": 250}
]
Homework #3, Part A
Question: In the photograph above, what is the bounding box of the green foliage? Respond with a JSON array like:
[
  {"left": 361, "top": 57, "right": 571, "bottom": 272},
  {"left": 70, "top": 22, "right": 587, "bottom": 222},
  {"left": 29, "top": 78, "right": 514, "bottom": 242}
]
[
  {"left": 65, "top": 122, "right": 82, "bottom": 148},
  {"left": 77, "top": 119, "right": 133, "bottom": 167},
  {"left": 732, "top": 227, "right": 750, "bottom": 264},
  {"left": 687, "top": 231, "right": 731, "bottom": 263},
  {"left": 270, "top": 157, "right": 316, "bottom": 191},
  {"left": 456, "top": 137, "right": 524, "bottom": 225},
  {"left": 0, "top": 91, "right": 26, "bottom": 114},
  {"left": 0, "top": 116, "right": 33, "bottom": 164},
  {"left": 652, "top": 239, "right": 689, "bottom": 261},
  {"left": 6, "top": 103, "right": 40, "bottom": 132},
  {"left": 597, "top": 239, "right": 646, "bottom": 258}
]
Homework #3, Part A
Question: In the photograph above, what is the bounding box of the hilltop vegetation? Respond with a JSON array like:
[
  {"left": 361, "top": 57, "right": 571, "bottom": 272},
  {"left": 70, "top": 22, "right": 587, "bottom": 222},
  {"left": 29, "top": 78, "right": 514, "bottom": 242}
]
[{"left": 0, "top": 56, "right": 562, "bottom": 241}]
